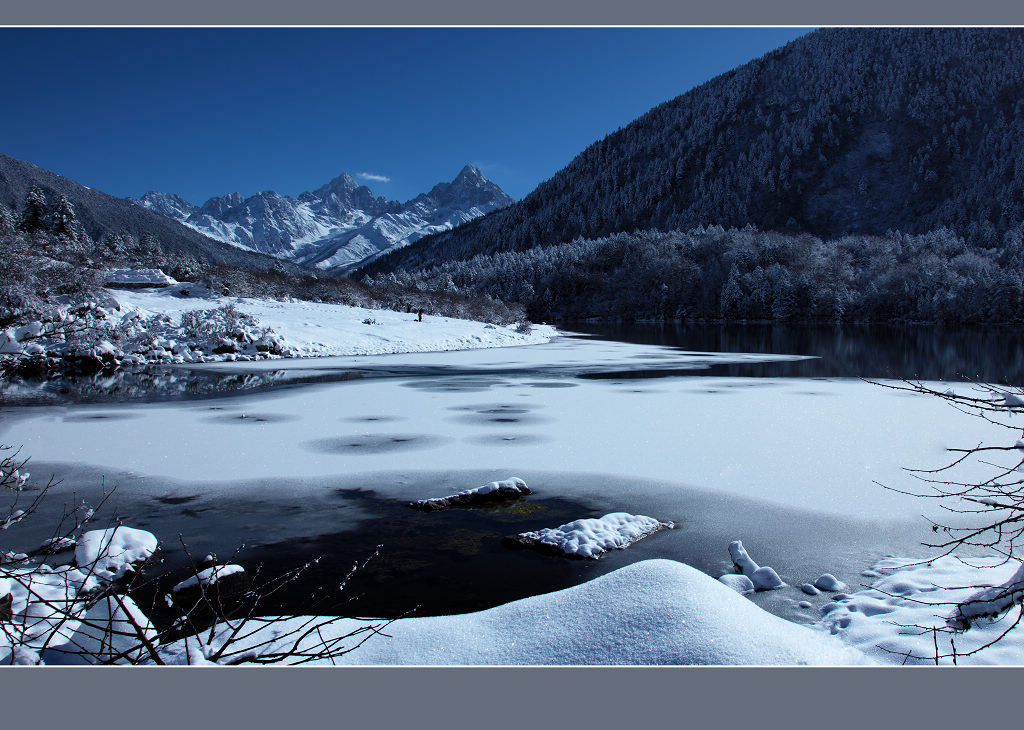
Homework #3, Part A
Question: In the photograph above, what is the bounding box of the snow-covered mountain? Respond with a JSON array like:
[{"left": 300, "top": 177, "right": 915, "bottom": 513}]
[{"left": 135, "top": 165, "right": 513, "bottom": 271}]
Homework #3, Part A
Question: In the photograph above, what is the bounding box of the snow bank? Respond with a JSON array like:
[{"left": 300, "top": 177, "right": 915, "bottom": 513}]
[
  {"left": 164, "top": 559, "right": 869, "bottom": 665},
  {"left": 819, "top": 555, "right": 1024, "bottom": 664},
  {"left": 74, "top": 526, "right": 158, "bottom": 581},
  {"left": 506, "top": 513, "right": 674, "bottom": 558},
  {"left": 408, "top": 477, "right": 531, "bottom": 511},
  {"left": 114, "top": 287, "right": 557, "bottom": 359}
]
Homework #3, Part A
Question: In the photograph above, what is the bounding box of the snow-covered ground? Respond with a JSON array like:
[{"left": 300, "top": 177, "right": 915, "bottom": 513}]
[
  {"left": 820, "top": 555, "right": 1024, "bottom": 665},
  {"left": 113, "top": 285, "right": 556, "bottom": 358},
  {"left": 156, "top": 559, "right": 869, "bottom": 665}
]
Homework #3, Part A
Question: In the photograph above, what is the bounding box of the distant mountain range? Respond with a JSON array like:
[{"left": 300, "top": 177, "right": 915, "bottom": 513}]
[
  {"left": 364, "top": 28, "right": 1024, "bottom": 275},
  {"left": 135, "top": 165, "right": 513, "bottom": 271}
]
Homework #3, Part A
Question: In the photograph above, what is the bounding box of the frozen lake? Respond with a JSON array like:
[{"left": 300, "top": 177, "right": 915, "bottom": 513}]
[{"left": 0, "top": 326, "right": 1013, "bottom": 627}]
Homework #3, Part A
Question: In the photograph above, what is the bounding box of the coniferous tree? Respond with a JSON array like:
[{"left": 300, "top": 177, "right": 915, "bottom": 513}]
[
  {"left": 18, "top": 186, "right": 49, "bottom": 234},
  {"left": 52, "top": 195, "right": 79, "bottom": 239}
]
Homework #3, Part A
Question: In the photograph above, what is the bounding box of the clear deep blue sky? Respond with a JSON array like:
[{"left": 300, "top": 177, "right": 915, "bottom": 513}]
[{"left": 1, "top": 27, "right": 810, "bottom": 205}]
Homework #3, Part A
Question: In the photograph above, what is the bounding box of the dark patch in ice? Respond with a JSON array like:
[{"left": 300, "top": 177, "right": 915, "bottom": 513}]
[
  {"left": 305, "top": 433, "right": 450, "bottom": 454},
  {"left": 343, "top": 415, "right": 405, "bottom": 423},
  {"left": 446, "top": 403, "right": 539, "bottom": 415},
  {"left": 62, "top": 412, "right": 141, "bottom": 422},
  {"left": 155, "top": 494, "right": 199, "bottom": 506},
  {"left": 449, "top": 411, "right": 550, "bottom": 428},
  {"left": 204, "top": 412, "right": 300, "bottom": 424},
  {"left": 465, "top": 434, "right": 550, "bottom": 447},
  {"left": 523, "top": 381, "right": 578, "bottom": 388},
  {"left": 400, "top": 377, "right": 506, "bottom": 393}
]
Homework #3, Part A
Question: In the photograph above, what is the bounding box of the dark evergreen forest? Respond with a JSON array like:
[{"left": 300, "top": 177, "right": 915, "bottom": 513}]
[
  {"left": 367, "top": 226, "right": 1024, "bottom": 325},
  {"left": 363, "top": 28, "right": 1024, "bottom": 325}
]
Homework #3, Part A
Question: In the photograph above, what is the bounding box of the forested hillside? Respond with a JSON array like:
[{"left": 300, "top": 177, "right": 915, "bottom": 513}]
[
  {"left": 370, "top": 226, "right": 1024, "bottom": 325},
  {"left": 366, "top": 28, "right": 1024, "bottom": 275}
]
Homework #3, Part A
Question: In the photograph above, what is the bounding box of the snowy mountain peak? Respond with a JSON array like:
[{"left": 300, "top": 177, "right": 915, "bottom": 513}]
[
  {"left": 136, "top": 191, "right": 196, "bottom": 221},
  {"left": 133, "top": 165, "right": 513, "bottom": 271},
  {"left": 456, "top": 164, "right": 485, "bottom": 182}
]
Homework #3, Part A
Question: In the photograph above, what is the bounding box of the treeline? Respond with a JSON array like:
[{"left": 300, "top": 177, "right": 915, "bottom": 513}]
[{"left": 368, "top": 226, "right": 1024, "bottom": 325}]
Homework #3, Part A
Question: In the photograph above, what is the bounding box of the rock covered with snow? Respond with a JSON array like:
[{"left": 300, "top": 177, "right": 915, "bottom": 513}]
[
  {"left": 813, "top": 573, "right": 848, "bottom": 592},
  {"left": 74, "top": 526, "right": 158, "bottom": 581},
  {"left": 718, "top": 574, "right": 756, "bottom": 594},
  {"left": 169, "top": 563, "right": 250, "bottom": 611},
  {"left": 504, "top": 512, "right": 675, "bottom": 558},
  {"left": 725, "top": 540, "right": 785, "bottom": 591},
  {"left": 408, "top": 477, "right": 531, "bottom": 511},
  {"left": 39, "top": 536, "right": 76, "bottom": 554}
]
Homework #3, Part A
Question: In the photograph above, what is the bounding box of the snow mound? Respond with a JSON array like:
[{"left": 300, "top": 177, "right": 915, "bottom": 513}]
[
  {"left": 506, "top": 512, "right": 674, "bottom": 558},
  {"left": 74, "top": 526, "right": 158, "bottom": 581},
  {"left": 408, "top": 477, "right": 531, "bottom": 511},
  {"left": 172, "top": 559, "right": 869, "bottom": 665}
]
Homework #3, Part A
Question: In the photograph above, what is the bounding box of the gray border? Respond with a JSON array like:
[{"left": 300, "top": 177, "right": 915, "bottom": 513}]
[
  {"left": 3, "top": 666, "right": 1023, "bottom": 726},
  {"left": 1, "top": 0, "right": 1023, "bottom": 26},
  {"left": 5, "top": 0, "right": 1024, "bottom": 727}
]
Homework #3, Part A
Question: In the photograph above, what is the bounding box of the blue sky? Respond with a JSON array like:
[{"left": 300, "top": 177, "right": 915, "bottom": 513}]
[{"left": 0, "top": 28, "right": 810, "bottom": 205}]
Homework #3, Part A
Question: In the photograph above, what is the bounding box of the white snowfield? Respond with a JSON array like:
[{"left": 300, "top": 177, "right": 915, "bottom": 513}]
[
  {"left": 157, "top": 559, "right": 871, "bottom": 666},
  {"left": 112, "top": 286, "right": 557, "bottom": 358}
]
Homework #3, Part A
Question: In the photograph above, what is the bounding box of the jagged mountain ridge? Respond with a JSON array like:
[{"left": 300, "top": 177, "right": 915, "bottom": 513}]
[
  {"left": 363, "top": 28, "right": 1024, "bottom": 276},
  {"left": 136, "top": 165, "right": 513, "bottom": 271}
]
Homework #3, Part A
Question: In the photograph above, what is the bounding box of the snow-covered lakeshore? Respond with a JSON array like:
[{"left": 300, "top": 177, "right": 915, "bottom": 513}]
[
  {"left": 3, "top": 292, "right": 1024, "bottom": 665},
  {"left": 1, "top": 281, "right": 558, "bottom": 375},
  {"left": 113, "top": 285, "right": 559, "bottom": 358}
]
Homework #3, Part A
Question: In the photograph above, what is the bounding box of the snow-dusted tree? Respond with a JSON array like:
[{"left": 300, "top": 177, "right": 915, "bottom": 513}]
[
  {"left": 18, "top": 186, "right": 49, "bottom": 235},
  {"left": 0, "top": 203, "right": 16, "bottom": 236},
  {"left": 52, "top": 195, "right": 80, "bottom": 240}
]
